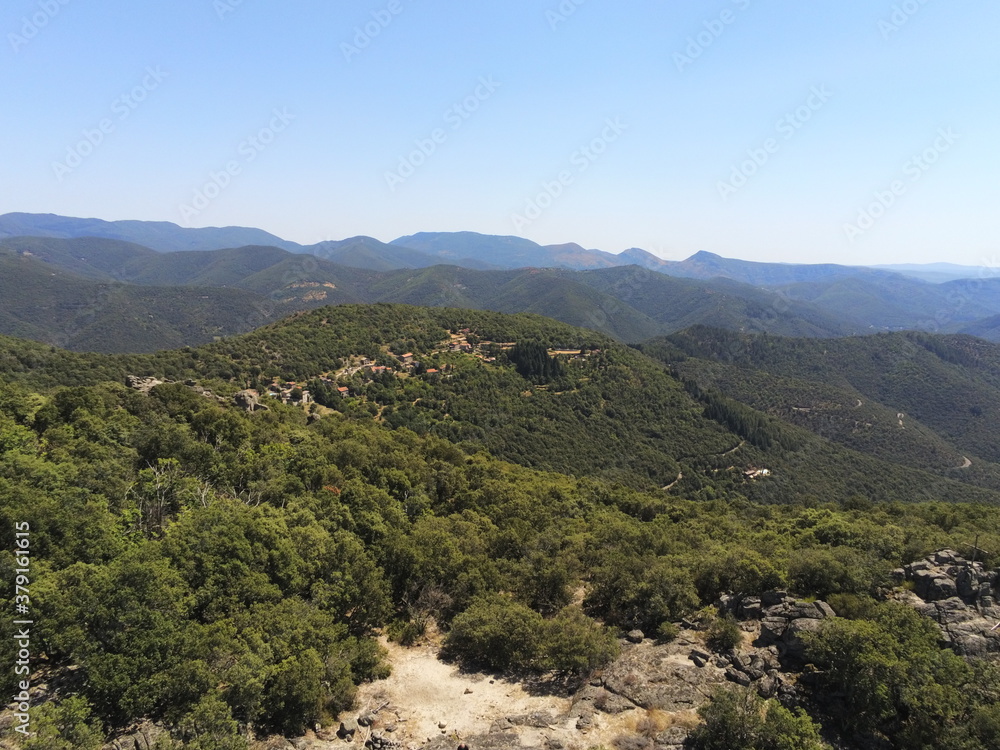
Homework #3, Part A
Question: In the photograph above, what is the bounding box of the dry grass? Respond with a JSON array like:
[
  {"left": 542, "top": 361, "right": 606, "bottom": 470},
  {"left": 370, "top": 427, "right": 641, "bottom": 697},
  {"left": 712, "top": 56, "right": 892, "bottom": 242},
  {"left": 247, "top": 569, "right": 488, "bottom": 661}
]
[
  {"left": 666, "top": 709, "right": 701, "bottom": 730},
  {"left": 634, "top": 708, "right": 670, "bottom": 738}
]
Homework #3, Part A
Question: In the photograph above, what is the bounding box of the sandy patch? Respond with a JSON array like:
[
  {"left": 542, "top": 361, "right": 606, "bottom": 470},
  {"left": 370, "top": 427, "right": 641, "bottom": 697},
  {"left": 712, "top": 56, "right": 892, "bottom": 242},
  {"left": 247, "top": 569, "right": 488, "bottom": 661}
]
[{"left": 352, "top": 637, "right": 571, "bottom": 747}]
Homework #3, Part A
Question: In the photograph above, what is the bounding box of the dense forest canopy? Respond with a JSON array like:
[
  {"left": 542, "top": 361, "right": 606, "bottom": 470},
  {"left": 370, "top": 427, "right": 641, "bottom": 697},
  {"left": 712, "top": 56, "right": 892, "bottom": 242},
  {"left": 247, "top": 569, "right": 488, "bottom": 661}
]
[{"left": 3, "top": 305, "right": 1000, "bottom": 748}]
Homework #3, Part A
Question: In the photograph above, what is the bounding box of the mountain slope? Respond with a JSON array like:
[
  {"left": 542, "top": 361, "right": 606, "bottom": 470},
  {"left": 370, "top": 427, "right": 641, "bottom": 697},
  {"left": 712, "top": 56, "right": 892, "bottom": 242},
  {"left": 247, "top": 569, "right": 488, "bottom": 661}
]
[
  {"left": 776, "top": 276, "right": 995, "bottom": 331},
  {"left": 303, "top": 236, "right": 451, "bottom": 271},
  {"left": 574, "top": 266, "right": 856, "bottom": 338},
  {"left": 391, "top": 231, "right": 619, "bottom": 269},
  {"left": 0, "top": 254, "right": 278, "bottom": 352},
  {"left": 0, "top": 235, "right": 158, "bottom": 280},
  {"left": 3, "top": 238, "right": 869, "bottom": 345},
  {"left": 0, "top": 212, "right": 302, "bottom": 252},
  {"left": 4, "top": 304, "right": 999, "bottom": 507},
  {"left": 659, "top": 327, "right": 1000, "bottom": 472},
  {"left": 366, "top": 266, "right": 663, "bottom": 342}
]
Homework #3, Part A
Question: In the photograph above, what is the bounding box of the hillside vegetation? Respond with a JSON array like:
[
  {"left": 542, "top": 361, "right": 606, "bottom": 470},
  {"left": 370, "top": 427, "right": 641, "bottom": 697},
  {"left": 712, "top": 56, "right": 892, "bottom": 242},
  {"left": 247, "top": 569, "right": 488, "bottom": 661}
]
[
  {"left": 10, "top": 235, "right": 1000, "bottom": 356},
  {"left": 4, "top": 307, "right": 1000, "bottom": 748}
]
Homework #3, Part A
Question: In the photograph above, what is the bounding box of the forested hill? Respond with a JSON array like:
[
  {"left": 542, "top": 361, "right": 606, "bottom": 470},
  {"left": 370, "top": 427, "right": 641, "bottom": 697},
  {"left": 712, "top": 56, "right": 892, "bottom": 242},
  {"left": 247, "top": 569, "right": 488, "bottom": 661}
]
[
  {"left": 6, "top": 304, "right": 1000, "bottom": 748},
  {"left": 1, "top": 304, "right": 998, "bottom": 506}
]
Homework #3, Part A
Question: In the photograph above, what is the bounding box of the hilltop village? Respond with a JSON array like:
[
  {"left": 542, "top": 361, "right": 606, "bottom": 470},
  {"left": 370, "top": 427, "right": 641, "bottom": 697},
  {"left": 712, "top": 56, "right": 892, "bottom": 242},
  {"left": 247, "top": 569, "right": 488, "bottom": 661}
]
[{"left": 264, "top": 329, "right": 592, "bottom": 405}]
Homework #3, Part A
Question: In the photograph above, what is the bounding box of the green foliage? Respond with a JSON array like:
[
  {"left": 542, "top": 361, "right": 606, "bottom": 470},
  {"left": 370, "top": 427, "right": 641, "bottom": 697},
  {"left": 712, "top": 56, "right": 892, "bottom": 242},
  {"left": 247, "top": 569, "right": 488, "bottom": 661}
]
[
  {"left": 543, "top": 606, "right": 620, "bottom": 674},
  {"left": 443, "top": 594, "right": 545, "bottom": 672},
  {"left": 507, "top": 341, "right": 565, "bottom": 382},
  {"left": 178, "top": 693, "right": 247, "bottom": 750},
  {"left": 443, "top": 597, "right": 618, "bottom": 675},
  {"left": 689, "top": 687, "right": 827, "bottom": 750},
  {"left": 586, "top": 555, "right": 700, "bottom": 632},
  {"left": 6, "top": 307, "right": 1000, "bottom": 747},
  {"left": 787, "top": 547, "right": 889, "bottom": 598},
  {"left": 706, "top": 615, "right": 743, "bottom": 652},
  {"left": 695, "top": 548, "right": 785, "bottom": 602},
  {"left": 23, "top": 697, "right": 105, "bottom": 750},
  {"left": 386, "top": 618, "right": 426, "bottom": 646},
  {"left": 802, "top": 602, "right": 986, "bottom": 746}
]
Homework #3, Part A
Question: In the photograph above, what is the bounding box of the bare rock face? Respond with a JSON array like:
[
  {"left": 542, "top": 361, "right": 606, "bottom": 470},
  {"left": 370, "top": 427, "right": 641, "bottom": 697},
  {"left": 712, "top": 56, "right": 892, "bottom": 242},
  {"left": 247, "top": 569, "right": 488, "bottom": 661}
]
[
  {"left": 102, "top": 721, "right": 168, "bottom": 750},
  {"left": 746, "top": 594, "right": 836, "bottom": 661},
  {"left": 598, "top": 638, "right": 728, "bottom": 712},
  {"left": 125, "top": 375, "right": 163, "bottom": 393},
  {"left": 898, "top": 550, "right": 1000, "bottom": 656},
  {"left": 234, "top": 389, "right": 266, "bottom": 412}
]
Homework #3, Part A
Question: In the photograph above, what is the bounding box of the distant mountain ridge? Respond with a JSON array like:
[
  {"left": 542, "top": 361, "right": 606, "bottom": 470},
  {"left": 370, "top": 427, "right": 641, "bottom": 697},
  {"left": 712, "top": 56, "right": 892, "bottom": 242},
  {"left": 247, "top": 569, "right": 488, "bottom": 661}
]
[
  {"left": 0, "top": 212, "right": 302, "bottom": 253},
  {"left": 0, "top": 237, "right": 865, "bottom": 350},
  {"left": 6, "top": 213, "right": 1000, "bottom": 352},
  {"left": 5, "top": 233, "right": 1000, "bottom": 352},
  {"left": 9, "top": 212, "right": 987, "bottom": 285}
]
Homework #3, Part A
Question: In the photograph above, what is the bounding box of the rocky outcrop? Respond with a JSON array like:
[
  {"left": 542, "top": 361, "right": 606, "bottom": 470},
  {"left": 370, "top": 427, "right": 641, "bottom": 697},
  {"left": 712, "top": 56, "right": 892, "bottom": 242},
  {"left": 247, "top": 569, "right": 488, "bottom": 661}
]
[
  {"left": 720, "top": 591, "right": 836, "bottom": 662},
  {"left": 125, "top": 375, "right": 163, "bottom": 393},
  {"left": 234, "top": 388, "right": 267, "bottom": 412},
  {"left": 101, "top": 721, "right": 168, "bottom": 750},
  {"left": 896, "top": 549, "right": 1000, "bottom": 656},
  {"left": 596, "top": 635, "right": 729, "bottom": 712}
]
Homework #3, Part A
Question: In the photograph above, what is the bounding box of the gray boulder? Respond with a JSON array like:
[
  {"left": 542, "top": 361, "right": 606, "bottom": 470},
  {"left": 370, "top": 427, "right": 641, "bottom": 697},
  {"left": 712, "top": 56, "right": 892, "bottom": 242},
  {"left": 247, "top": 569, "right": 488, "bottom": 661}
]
[
  {"left": 234, "top": 389, "right": 266, "bottom": 412},
  {"left": 125, "top": 375, "right": 163, "bottom": 393}
]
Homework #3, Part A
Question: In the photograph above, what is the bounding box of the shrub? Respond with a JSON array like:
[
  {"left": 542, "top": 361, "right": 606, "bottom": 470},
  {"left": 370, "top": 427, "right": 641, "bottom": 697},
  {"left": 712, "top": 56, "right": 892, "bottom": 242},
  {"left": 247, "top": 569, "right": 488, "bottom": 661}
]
[
  {"left": 544, "top": 606, "right": 620, "bottom": 674},
  {"left": 824, "top": 593, "right": 876, "bottom": 620},
  {"left": 443, "top": 594, "right": 545, "bottom": 671},
  {"left": 788, "top": 547, "right": 888, "bottom": 599},
  {"left": 706, "top": 615, "right": 743, "bottom": 652},
  {"left": 386, "top": 618, "right": 426, "bottom": 646},
  {"left": 656, "top": 621, "right": 680, "bottom": 643},
  {"left": 23, "top": 697, "right": 105, "bottom": 750},
  {"left": 688, "top": 686, "right": 827, "bottom": 750}
]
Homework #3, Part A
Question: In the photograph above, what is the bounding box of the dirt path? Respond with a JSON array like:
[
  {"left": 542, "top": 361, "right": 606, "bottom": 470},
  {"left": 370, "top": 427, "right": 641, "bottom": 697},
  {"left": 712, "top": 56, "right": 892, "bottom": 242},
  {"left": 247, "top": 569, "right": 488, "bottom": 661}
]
[{"left": 662, "top": 472, "right": 683, "bottom": 491}]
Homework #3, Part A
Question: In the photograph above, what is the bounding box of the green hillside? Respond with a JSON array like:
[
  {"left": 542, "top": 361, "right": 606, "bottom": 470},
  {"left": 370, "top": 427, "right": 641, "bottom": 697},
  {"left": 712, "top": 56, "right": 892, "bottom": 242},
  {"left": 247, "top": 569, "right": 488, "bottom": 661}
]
[
  {"left": 4, "top": 238, "right": 877, "bottom": 349},
  {"left": 0, "top": 255, "right": 279, "bottom": 352},
  {"left": 5, "top": 308, "right": 1000, "bottom": 748},
  {"left": 651, "top": 327, "right": 1000, "bottom": 489},
  {"left": 2, "top": 304, "right": 997, "bottom": 507},
  {"left": 573, "top": 266, "right": 854, "bottom": 337},
  {"left": 0, "top": 235, "right": 158, "bottom": 280}
]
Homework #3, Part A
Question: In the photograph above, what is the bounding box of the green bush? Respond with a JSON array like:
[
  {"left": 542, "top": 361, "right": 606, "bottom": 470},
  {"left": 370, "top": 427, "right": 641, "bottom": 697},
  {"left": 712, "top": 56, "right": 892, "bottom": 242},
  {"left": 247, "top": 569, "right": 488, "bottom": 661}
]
[
  {"left": 688, "top": 686, "right": 827, "bottom": 750},
  {"left": 443, "top": 594, "right": 545, "bottom": 671},
  {"left": 444, "top": 599, "right": 618, "bottom": 675},
  {"left": 543, "top": 606, "right": 620, "bottom": 674},
  {"left": 787, "top": 548, "right": 888, "bottom": 599},
  {"left": 387, "top": 618, "right": 426, "bottom": 646},
  {"left": 24, "top": 697, "right": 105, "bottom": 750},
  {"left": 706, "top": 615, "right": 743, "bottom": 652},
  {"left": 656, "top": 621, "right": 680, "bottom": 643}
]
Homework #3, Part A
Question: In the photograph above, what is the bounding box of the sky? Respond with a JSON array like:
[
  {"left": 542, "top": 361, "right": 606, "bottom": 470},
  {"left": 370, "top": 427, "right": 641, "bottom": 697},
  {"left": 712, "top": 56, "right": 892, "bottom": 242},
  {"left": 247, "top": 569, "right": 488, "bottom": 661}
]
[{"left": 2, "top": 0, "right": 998, "bottom": 266}]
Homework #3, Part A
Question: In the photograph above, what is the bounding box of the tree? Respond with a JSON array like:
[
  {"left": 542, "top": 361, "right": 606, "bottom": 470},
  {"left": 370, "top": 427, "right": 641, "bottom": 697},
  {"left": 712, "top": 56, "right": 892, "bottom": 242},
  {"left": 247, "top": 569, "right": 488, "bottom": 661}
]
[
  {"left": 543, "top": 606, "right": 619, "bottom": 674},
  {"left": 802, "top": 602, "right": 972, "bottom": 745},
  {"left": 24, "top": 697, "right": 105, "bottom": 750},
  {"left": 689, "top": 687, "right": 827, "bottom": 750},
  {"left": 178, "top": 693, "right": 247, "bottom": 750},
  {"left": 444, "top": 594, "right": 544, "bottom": 671}
]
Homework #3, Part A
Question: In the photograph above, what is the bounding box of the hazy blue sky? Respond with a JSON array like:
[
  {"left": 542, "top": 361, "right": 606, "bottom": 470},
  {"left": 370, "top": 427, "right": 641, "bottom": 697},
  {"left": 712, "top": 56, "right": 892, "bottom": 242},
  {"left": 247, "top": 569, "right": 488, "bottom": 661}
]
[{"left": 3, "top": 0, "right": 998, "bottom": 265}]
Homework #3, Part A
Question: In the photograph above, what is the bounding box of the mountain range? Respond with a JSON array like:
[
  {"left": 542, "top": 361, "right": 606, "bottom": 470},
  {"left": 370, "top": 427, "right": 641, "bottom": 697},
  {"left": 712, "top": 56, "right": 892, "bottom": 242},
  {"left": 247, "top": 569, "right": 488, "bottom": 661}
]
[
  {"left": 3, "top": 212, "right": 1000, "bottom": 354},
  {"left": 5, "top": 211, "right": 994, "bottom": 281},
  {"left": 5, "top": 216, "right": 1000, "bottom": 750}
]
